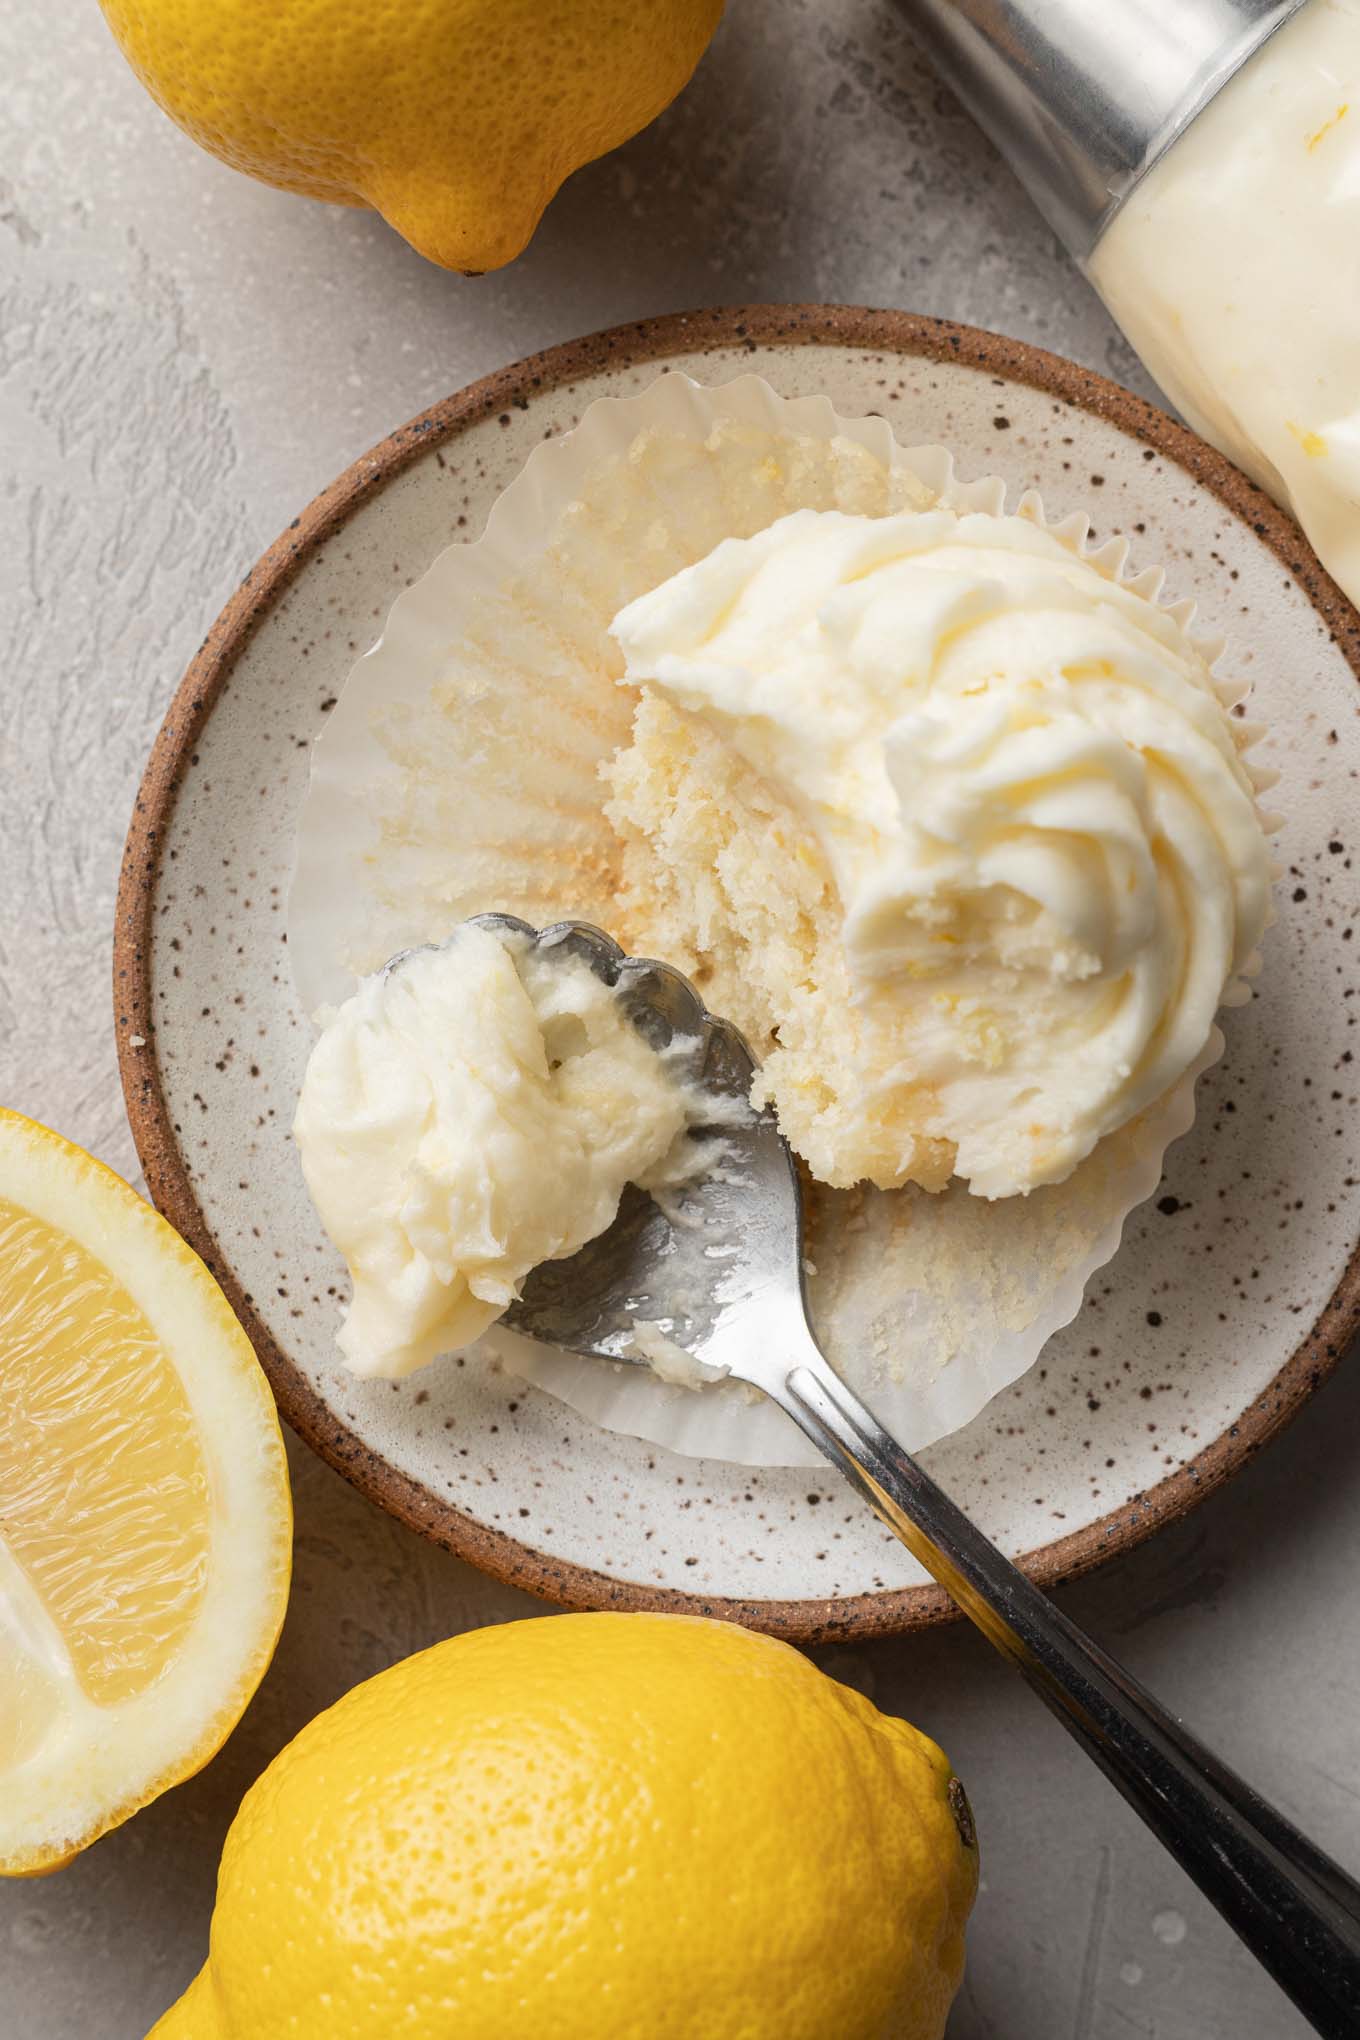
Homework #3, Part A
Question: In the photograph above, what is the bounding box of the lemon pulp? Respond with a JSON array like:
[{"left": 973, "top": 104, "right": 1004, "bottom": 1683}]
[
  {"left": 0, "top": 1111, "right": 290, "bottom": 1874},
  {"left": 1, "top": 1198, "right": 212, "bottom": 1721}
]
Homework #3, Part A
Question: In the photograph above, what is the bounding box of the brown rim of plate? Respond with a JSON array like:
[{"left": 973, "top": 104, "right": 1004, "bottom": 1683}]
[{"left": 114, "top": 303, "right": 1360, "bottom": 1645}]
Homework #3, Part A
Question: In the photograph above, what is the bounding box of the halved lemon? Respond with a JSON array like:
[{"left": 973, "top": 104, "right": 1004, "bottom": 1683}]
[{"left": 0, "top": 1110, "right": 291, "bottom": 1874}]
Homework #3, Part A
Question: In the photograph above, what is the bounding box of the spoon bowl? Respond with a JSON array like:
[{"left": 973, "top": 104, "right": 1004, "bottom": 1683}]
[{"left": 471, "top": 915, "right": 808, "bottom": 1387}]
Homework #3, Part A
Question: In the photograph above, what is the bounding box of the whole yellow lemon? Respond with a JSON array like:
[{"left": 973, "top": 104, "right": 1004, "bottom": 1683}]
[
  {"left": 149, "top": 1613, "right": 977, "bottom": 2040},
  {"left": 98, "top": 0, "right": 724, "bottom": 271}
]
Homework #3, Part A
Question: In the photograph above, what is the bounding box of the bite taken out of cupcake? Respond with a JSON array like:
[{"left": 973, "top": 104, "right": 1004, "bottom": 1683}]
[
  {"left": 605, "top": 505, "right": 1270, "bottom": 1200},
  {"left": 288, "top": 377, "right": 1275, "bottom": 1444}
]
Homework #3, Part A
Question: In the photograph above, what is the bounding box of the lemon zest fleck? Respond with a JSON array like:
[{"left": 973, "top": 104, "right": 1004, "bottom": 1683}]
[{"left": 1306, "top": 103, "right": 1349, "bottom": 151}]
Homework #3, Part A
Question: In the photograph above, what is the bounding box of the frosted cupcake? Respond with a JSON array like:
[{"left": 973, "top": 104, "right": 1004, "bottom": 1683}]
[
  {"left": 289, "top": 374, "right": 1274, "bottom": 1465},
  {"left": 606, "top": 505, "right": 1268, "bottom": 1201}
]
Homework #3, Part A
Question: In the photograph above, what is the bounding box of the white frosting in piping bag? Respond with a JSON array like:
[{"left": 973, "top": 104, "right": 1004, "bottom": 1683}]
[{"left": 1090, "top": 0, "right": 1360, "bottom": 606}]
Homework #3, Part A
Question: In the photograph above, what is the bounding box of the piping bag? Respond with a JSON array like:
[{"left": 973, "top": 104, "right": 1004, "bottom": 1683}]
[{"left": 907, "top": 0, "right": 1360, "bottom": 607}]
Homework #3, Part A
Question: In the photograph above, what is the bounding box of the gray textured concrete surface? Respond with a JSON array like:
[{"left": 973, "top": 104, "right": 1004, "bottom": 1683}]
[{"left": 1, "top": 3, "right": 1356, "bottom": 2035}]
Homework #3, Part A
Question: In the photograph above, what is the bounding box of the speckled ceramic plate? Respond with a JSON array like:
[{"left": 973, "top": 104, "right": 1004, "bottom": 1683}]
[{"left": 116, "top": 307, "right": 1360, "bottom": 1641}]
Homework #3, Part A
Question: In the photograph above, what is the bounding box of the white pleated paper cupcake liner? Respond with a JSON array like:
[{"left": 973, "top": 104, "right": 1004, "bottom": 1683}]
[{"left": 289, "top": 370, "right": 1272, "bottom": 1468}]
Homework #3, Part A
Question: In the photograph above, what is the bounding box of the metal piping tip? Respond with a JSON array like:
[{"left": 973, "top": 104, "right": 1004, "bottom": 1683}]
[{"left": 904, "top": 0, "right": 1307, "bottom": 259}]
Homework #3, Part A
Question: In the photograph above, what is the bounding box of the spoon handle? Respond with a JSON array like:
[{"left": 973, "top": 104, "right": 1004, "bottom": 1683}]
[{"left": 773, "top": 1349, "right": 1360, "bottom": 2038}]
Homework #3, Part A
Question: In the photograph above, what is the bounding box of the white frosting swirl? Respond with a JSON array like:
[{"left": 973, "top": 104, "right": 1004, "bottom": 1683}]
[{"left": 610, "top": 507, "right": 1271, "bottom": 1197}]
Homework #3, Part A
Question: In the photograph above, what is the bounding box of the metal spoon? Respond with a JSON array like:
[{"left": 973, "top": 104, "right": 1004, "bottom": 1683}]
[{"left": 475, "top": 913, "right": 1360, "bottom": 2038}]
